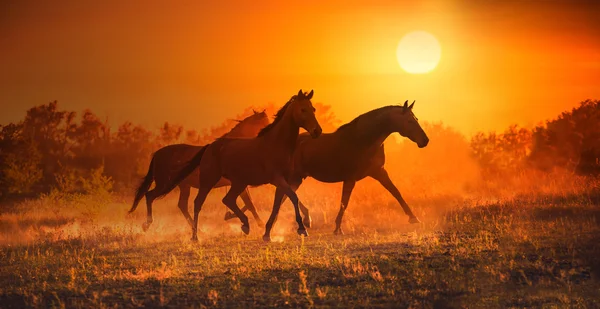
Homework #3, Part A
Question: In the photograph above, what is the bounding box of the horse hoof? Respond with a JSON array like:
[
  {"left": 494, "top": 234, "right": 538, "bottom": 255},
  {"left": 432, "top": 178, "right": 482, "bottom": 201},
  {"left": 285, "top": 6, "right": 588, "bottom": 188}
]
[
  {"left": 409, "top": 216, "right": 421, "bottom": 224},
  {"left": 303, "top": 216, "right": 313, "bottom": 229},
  {"left": 190, "top": 236, "right": 199, "bottom": 242},
  {"left": 262, "top": 235, "right": 272, "bottom": 242},
  {"left": 297, "top": 229, "right": 308, "bottom": 237},
  {"left": 333, "top": 229, "right": 344, "bottom": 236},
  {"left": 241, "top": 224, "right": 250, "bottom": 235},
  {"left": 142, "top": 222, "right": 151, "bottom": 232},
  {"left": 224, "top": 211, "right": 236, "bottom": 221}
]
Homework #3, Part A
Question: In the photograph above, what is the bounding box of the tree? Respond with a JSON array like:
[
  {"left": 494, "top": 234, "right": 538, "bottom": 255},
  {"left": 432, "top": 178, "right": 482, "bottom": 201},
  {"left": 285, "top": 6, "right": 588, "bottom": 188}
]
[
  {"left": 21, "top": 101, "right": 75, "bottom": 186},
  {"left": 529, "top": 100, "right": 600, "bottom": 175},
  {"left": 106, "top": 121, "right": 155, "bottom": 188},
  {"left": 70, "top": 109, "right": 109, "bottom": 170},
  {"left": 157, "top": 122, "right": 183, "bottom": 147},
  {"left": 0, "top": 123, "right": 43, "bottom": 195},
  {"left": 470, "top": 125, "right": 532, "bottom": 178}
]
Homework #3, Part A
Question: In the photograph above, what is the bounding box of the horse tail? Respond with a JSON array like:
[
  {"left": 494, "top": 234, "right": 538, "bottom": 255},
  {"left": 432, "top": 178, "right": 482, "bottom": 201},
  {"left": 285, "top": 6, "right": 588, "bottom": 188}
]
[
  {"left": 129, "top": 156, "right": 155, "bottom": 214},
  {"left": 154, "top": 145, "right": 208, "bottom": 199}
]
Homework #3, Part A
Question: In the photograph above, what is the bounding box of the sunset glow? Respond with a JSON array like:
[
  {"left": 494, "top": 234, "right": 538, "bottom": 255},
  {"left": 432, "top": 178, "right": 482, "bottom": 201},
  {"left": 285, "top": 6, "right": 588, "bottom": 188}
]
[
  {"left": 396, "top": 31, "right": 441, "bottom": 74},
  {"left": 1, "top": 1, "right": 599, "bottom": 134}
]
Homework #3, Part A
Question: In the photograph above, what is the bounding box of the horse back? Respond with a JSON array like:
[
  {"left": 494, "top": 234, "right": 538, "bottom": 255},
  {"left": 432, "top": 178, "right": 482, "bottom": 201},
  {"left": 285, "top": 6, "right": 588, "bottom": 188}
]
[
  {"left": 209, "top": 137, "right": 294, "bottom": 186},
  {"left": 153, "top": 144, "right": 205, "bottom": 188},
  {"left": 293, "top": 132, "right": 387, "bottom": 182}
]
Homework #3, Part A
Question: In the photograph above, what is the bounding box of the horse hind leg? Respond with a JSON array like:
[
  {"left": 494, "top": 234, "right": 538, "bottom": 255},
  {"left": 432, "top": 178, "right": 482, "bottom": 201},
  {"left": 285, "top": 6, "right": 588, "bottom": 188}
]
[
  {"left": 190, "top": 185, "right": 212, "bottom": 242},
  {"left": 263, "top": 186, "right": 286, "bottom": 242},
  {"left": 177, "top": 185, "right": 194, "bottom": 228},
  {"left": 334, "top": 180, "right": 356, "bottom": 235},
  {"left": 190, "top": 172, "right": 224, "bottom": 241},
  {"left": 142, "top": 189, "right": 159, "bottom": 232},
  {"left": 221, "top": 183, "right": 251, "bottom": 235}
]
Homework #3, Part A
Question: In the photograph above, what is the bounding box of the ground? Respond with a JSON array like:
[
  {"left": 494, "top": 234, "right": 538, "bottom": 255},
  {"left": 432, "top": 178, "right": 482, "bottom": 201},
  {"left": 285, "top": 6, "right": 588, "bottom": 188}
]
[{"left": 0, "top": 179, "right": 599, "bottom": 308}]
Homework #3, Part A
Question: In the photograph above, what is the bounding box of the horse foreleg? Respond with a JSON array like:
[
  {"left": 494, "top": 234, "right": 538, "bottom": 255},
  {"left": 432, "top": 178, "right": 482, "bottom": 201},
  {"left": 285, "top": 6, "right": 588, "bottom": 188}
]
[
  {"left": 333, "top": 180, "right": 356, "bottom": 235},
  {"left": 278, "top": 178, "right": 312, "bottom": 228},
  {"left": 177, "top": 185, "right": 194, "bottom": 228},
  {"left": 263, "top": 187, "right": 286, "bottom": 242},
  {"left": 224, "top": 189, "right": 261, "bottom": 223},
  {"left": 272, "top": 176, "right": 307, "bottom": 237},
  {"left": 222, "top": 183, "right": 251, "bottom": 235},
  {"left": 238, "top": 189, "right": 264, "bottom": 226},
  {"left": 370, "top": 168, "right": 420, "bottom": 224},
  {"left": 290, "top": 178, "right": 312, "bottom": 228}
]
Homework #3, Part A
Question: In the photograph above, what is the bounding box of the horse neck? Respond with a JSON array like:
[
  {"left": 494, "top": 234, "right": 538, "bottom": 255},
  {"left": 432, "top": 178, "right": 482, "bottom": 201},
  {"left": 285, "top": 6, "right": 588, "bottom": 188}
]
[
  {"left": 344, "top": 114, "right": 392, "bottom": 150},
  {"left": 260, "top": 109, "right": 299, "bottom": 153}
]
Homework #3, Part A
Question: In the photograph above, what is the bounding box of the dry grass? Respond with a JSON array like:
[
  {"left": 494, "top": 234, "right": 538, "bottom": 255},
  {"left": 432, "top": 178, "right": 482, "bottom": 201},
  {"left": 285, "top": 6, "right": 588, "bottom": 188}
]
[{"left": 1, "top": 174, "right": 599, "bottom": 308}]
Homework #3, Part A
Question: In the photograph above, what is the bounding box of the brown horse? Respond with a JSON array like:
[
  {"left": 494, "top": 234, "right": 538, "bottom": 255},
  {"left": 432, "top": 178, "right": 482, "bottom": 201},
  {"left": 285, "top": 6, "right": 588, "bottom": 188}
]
[
  {"left": 155, "top": 89, "right": 322, "bottom": 241},
  {"left": 129, "top": 110, "right": 270, "bottom": 231},
  {"left": 261, "top": 100, "right": 429, "bottom": 240}
]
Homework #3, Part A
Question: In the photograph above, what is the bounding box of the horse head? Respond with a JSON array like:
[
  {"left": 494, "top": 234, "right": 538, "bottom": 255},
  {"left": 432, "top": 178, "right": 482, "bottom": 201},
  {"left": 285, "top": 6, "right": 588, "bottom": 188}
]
[
  {"left": 390, "top": 100, "right": 429, "bottom": 148},
  {"left": 291, "top": 89, "right": 322, "bottom": 138}
]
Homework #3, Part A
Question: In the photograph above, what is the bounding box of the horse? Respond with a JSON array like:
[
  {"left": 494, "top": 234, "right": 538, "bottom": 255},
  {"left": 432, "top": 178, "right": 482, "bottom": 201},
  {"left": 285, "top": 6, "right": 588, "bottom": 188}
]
[
  {"left": 128, "top": 110, "right": 270, "bottom": 231},
  {"left": 154, "top": 89, "right": 322, "bottom": 241},
  {"left": 261, "top": 100, "right": 429, "bottom": 240}
]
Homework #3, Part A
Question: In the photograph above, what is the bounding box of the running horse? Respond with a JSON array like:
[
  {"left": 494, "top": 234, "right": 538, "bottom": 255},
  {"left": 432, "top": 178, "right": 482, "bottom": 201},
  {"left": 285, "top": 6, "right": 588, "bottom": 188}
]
[
  {"left": 155, "top": 90, "right": 322, "bottom": 241},
  {"left": 260, "top": 101, "right": 429, "bottom": 241},
  {"left": 129, "top": 110, "right": 270, "bottom": 231}
]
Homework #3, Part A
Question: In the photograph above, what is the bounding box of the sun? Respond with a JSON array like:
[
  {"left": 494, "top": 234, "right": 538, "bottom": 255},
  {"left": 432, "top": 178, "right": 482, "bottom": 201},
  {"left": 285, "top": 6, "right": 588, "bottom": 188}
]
[{"left": 396, "top": 31, "right": 441, "bottom": 74}]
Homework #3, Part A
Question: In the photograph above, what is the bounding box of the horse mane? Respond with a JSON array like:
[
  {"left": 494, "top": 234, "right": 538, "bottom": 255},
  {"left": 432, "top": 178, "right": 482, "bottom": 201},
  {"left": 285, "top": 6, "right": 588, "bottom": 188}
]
[
  {"left": 336, "top": 105, "right": 401, "bottom": 133},
  {"left": 220, "top": 113, "right": 264, "bottom": 138},
  {"left": 224, "top": 118, "right": 252, "bottom": 137},
  {"left": 257, "top": 95, "right": 297, "bottom": 137}
]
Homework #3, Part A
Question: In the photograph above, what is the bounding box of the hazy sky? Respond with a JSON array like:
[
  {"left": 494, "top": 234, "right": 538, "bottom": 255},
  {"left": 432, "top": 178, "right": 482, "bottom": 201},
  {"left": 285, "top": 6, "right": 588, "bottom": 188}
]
[{"left": 1, "top": 0, "right": 599, "bottom": 134}]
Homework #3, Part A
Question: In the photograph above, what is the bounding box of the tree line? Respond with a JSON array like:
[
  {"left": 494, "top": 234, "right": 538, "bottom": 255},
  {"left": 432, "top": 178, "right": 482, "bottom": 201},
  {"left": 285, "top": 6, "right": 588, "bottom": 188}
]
[
  {"left": 0, "top": 101, "right": 339, "bottom": 199},
  {"left": 0, "top": 99, "right": 598, "bottom": 199},
  {"left": 471, "top": 100, "right": 600, "bottom": 178}
]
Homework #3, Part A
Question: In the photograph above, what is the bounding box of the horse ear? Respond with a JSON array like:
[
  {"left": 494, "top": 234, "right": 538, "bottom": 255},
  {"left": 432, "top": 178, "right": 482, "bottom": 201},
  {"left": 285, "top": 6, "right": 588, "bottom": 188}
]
[
  {"left": 306, "top": 90, "right": 314, "bottom": 100},
  {"left": 402, "top": 100, "right": 409, "bottom": 113},
  {"left": 262, "top": 109, "right": 266, "bottom": 113},
  {"left": 408, "top": 100, "right": 415, "bottom": 110},
  {"left": 297, "top": 89, "right": 304, "bottom": 97},
  {"left": 253, "top": 109, "right": 258, "bottom": 114}
]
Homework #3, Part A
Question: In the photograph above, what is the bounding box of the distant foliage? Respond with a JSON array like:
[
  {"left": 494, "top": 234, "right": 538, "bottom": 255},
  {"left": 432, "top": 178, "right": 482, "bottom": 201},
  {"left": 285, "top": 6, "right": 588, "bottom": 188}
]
[
  {"left": 1, "top": 138, "right": 43, "bottom": 195},
  {"left": 1, "top": 99, "right": 598, "bottom": 199},
  {"left": 81, "top": 165, "right": 113, "bottom": 196},
  {"left": 470, "top": 99, "right": 600, "bottom": 177},
  {"left": 529, "top": 100, "right": 600, "bottom": 175},
  {"left": 1, "top": 102, "right": 159, "bottom": 197},
  {"left": 312, "top": 102, "right": 341, "bottom": 133},
  {"left": 470, "top": 125, "right": 532, "bottom": 179}
]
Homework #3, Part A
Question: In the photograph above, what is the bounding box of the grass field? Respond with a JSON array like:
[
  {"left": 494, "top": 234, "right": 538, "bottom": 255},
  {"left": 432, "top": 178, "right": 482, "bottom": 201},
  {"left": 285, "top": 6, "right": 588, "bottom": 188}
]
[{"left": 1, "top": 177, "right": 599, "bottom": 308}]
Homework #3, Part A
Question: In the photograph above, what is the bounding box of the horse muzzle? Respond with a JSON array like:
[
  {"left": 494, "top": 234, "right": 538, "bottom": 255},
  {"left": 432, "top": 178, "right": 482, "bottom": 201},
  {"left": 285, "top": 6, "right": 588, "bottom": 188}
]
[
  {"left": 309, "top": 126, "right": 323, "bottom": 138},
  {"left": 418, "top": 138, "right": 429, "bottom": 148}
]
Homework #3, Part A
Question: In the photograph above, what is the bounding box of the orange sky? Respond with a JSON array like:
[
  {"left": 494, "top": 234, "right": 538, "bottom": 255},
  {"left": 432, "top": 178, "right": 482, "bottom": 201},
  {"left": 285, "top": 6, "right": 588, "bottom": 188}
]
[{"left": 1, "top": 0, "right": 599, "bottom": 135}]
